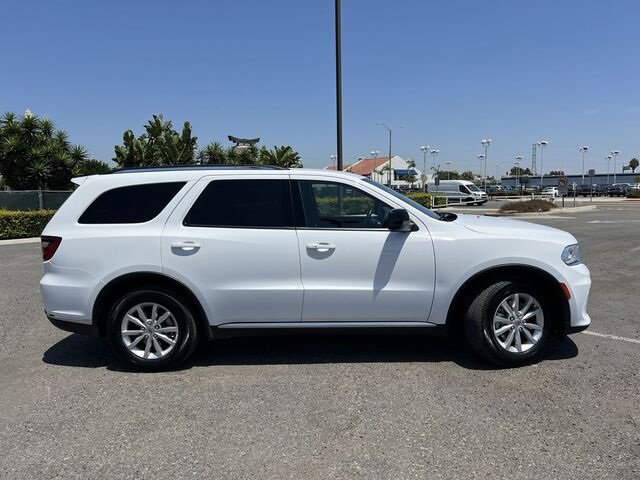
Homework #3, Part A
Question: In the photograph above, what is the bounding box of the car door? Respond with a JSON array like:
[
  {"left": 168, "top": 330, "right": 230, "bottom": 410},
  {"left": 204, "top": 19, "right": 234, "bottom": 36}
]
[
  {"left": 162, "top": 174, "right": 303, "bottom": 325},
  {"left": 292, "top": 177, "right": 435, "bottom": 323}
]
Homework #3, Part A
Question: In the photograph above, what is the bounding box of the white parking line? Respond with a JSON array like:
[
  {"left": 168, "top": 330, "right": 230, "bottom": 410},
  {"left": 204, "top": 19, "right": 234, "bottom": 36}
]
[
  {"left": 630, "top": 246, "right": 640, "bottom": 253},
  {"left": 582, "top": 330, "right": 640, "bottom": 345}
]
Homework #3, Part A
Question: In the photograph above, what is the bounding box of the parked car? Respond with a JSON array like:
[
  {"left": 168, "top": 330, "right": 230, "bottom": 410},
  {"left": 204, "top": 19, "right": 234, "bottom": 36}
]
[
  {"left": 427, "top": 180, "right": 488, "bottom": 205},
  {"left": 577, "top": 184, "right": 597, "bottom": 196},
  {"left": 541, "top": 187, "right": 559, "bottom": 198},
  {"left": 607, "top": 184, "right": 628, "bottom": 197},
  {"left": 40, "top": 166, "right": 591, "bottom": 370}
]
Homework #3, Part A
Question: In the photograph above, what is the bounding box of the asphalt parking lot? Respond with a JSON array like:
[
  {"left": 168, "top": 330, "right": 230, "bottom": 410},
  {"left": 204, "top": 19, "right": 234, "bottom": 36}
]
[{"left": 0, "top": 202, "right": 638, "bottom": 480}]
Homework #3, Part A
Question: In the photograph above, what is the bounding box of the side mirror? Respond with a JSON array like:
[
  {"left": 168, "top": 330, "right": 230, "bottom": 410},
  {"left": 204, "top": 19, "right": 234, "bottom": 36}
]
[{"left": 385, "top": 208, "right": 413, "bottom": 232}]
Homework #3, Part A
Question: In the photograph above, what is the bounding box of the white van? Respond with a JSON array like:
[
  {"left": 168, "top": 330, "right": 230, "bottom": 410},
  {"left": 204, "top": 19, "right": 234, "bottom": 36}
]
[{"left": 427, "top": 180, "right": 488, "bottom": 205}]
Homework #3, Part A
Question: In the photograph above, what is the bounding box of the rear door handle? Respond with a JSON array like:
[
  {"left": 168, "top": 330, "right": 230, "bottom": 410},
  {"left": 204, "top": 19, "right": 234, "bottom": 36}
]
[
  {"left": 306, "top": 242, "right": 336, "bottom": 252},
  {"left": 171, "top": 241, "right": 201, "bottom": 251}
]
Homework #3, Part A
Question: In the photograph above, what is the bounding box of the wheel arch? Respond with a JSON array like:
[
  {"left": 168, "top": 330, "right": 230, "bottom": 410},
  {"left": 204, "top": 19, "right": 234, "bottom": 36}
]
[
  {"left": 92, "top": 272, "right": 212, "bottom": 340},
  {"left": 445, "top": 264, "right": 570, "bottom": 338}
]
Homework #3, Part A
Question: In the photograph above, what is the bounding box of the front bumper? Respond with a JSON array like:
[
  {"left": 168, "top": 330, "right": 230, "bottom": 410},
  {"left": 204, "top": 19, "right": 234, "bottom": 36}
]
[{"left": 564, "top": 263, "right": 592, "bottom": 333}]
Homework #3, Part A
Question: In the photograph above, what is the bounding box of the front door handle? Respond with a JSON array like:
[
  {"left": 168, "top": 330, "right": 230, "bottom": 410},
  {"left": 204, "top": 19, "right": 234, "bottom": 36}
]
[
  {"left": 306, "top": 242, "right": 336, "bottom": 252},
  {"left": 171, "top": 241, "right": 201, "bottom": 251}
]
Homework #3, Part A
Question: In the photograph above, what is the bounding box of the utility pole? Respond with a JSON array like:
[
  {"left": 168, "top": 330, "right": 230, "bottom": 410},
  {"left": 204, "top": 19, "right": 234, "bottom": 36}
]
[
  {"left": 481, "top": 138, "right": 491, "bottom": 191},
  {"left": 334, "top": 0, "right": 343, "bottom": 170},
  {"left": 579, "top": 146, "right": 589, "bottom": 184},
  {"left": 420, "top": 145, "right": 430, "bottom": 192}
]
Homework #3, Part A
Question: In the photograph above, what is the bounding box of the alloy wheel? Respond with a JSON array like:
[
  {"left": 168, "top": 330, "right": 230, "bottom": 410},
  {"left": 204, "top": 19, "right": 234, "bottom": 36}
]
[
  {"left": 120, "top": 302, "right": 179, "bottom": 360},
  {"left": 492, "top": 293, "right": 544, "bottom": 354}
]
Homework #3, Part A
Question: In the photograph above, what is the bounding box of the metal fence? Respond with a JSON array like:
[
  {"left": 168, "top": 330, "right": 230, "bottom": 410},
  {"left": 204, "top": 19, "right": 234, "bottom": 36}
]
[{"left": 0, "top": 190, "right": 73, "bottom": 211}]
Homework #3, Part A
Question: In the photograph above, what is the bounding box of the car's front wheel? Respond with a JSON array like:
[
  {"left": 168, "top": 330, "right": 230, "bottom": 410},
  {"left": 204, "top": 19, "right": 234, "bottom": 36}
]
[
  {"left": 464, "top": 280, "right": 550, "bottom": 367},
  {"left": 107, "top": 287, "right": 199, "bottom": 371}
]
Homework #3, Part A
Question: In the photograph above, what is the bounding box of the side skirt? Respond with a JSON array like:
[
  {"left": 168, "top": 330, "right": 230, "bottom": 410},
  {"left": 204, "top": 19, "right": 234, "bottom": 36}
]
[{"left": 210, "top": 321, "right": 447, "bottom": 339}]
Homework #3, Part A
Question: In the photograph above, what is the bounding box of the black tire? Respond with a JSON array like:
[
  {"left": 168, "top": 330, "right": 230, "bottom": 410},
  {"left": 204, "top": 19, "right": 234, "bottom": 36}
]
[
  {"left": 464, "top": 280, "right": 551, "bottom": 367},
  {"left": 107, "top": 287, "right": 199, "bottom": 371}
]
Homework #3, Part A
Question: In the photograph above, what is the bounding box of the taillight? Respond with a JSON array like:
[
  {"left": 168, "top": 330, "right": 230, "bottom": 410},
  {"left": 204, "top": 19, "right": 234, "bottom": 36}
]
[{"left": 41, "top": 236, "right": 62, "bottom": 261}]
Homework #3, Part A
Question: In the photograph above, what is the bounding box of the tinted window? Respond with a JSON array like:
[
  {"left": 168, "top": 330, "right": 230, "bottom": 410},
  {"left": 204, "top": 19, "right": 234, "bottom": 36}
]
[
  {"left": 184, "top": 179, "right": 294, "bottom": 228},
  {"left": 78, "top": 182, "right": 185, "bottom": 224},
  {"left": 297, "top": 180, "right": 392, "bottom": 229}
]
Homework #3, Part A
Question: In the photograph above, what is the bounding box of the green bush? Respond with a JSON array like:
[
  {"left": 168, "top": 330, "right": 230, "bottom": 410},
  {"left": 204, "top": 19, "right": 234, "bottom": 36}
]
[
  {"left": 498, "top": 200, "right": 555, "bottom": 213},
  {"left": 407, "top": 192, "right": 447, "bottom": 207},
  {"left": 315, "top": 197, "right": 373, "bottom": 216},
  {"left": 626, "top": 189, "right": 640, "bottom": 198},
  {"left": 0, "top": 210, "right": 55, "bottom": 240}
]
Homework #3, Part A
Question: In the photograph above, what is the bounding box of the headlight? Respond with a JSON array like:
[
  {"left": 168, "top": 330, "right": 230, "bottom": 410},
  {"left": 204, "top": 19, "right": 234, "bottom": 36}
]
[{"left": 562, "top": 244, "right": 581, "bottom": 265}]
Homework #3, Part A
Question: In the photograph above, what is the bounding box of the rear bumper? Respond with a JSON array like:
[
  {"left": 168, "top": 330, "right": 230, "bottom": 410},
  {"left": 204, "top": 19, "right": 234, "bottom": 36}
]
[
  {"left": 40, "top": 262, "right": 102, "bottom": 325},
  {"left": 46, "top": 312, "right": 97, "bottom": 336}
]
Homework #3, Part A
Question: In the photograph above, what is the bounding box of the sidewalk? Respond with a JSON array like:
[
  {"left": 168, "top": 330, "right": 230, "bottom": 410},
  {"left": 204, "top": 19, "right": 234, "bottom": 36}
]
[{"left": 0, "top": 237, "right": 40, "bottom": 246}]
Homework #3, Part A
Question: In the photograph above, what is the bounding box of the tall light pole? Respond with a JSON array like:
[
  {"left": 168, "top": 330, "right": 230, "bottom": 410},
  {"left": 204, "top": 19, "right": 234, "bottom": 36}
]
[
  {"left": 330, "top": 154, "right": 337, "bottom": 169},
  {"left": 370, "top": 150, "right": 379, "bottom": 182},
  {"left": 334, "top": 0, "right": 343, "bottom": 170},
  {"left": 606, "top": 155, "right": 612, "bottom": 183},
  {"left": 377, "top": 123, "right": 400, "bottom": 187},
  {"left": 478, "top": 154, "right": 485, "bottom": 182},
  {"left": 420, "top": 145, "right": 430, "bottom": 192},
  {"left": 430, "top": 149, "right": 439, "bottom": 172},
  {"left": 495, "top": 163, "right": 500, "bottom": 184},
  {"left": 579, "top": 146, "right": 589, "bottom": 184},
  {"left": 445, "top": 161, "right": 452, "bottom": 180},
  {"left": 611, "top": 150, "right": 620, "bottom": 183},
  {"left": 537, "top": 140, "right": 548, "bottom": 187},
  {"left": 514, "top": 156, "right": 523, "bottom": 191},
  {"left": 481, "top": 138, "right": 491, "bottom": 191}
]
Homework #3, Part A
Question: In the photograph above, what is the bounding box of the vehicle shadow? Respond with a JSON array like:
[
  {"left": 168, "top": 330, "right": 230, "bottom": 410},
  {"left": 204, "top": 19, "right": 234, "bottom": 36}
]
[{"left": 42, "top": 332, "right": 579, "bottom": 372}]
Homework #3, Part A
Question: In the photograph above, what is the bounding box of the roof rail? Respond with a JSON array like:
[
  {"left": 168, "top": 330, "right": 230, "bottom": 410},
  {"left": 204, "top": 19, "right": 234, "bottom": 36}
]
[{"left": 109, "top": 164, "right": 287, "bottom": 174}]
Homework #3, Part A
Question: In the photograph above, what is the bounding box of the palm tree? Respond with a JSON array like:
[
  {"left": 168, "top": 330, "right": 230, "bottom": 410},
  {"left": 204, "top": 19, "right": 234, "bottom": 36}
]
[{"left": 259, "top": 146, "right": 302, "bottom": 168}]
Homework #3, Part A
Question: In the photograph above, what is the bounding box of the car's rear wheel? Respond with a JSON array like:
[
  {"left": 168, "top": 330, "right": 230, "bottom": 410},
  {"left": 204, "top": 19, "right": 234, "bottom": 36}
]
[
  {"left": 464, "top": 280, "right": 550, "bottom": 367},
  {"left": 107, "top": 288, "right": 199, "bottom": 371}
]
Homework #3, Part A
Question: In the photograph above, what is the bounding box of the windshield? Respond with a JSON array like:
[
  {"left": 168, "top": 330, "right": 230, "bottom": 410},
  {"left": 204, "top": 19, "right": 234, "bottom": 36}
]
[
  {"left": 467, "top": 184, "right": 481, "bottom": 192},
  {"left": 362, "top": 178, "right": 441, "bottom": 220}
]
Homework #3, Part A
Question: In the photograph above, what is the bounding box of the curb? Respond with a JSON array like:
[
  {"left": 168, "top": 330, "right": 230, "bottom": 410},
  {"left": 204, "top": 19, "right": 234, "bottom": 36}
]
[
  {"left": 486, "top": 205, "right": 597, "bottom": 217},
  {"left": 0, "top": 237, "right": 41, "bottom": 246}
]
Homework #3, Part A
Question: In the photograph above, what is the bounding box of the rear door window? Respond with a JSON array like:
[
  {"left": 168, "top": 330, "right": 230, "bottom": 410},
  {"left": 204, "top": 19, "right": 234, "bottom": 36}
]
[
  {"left": 78, "top": 182, "right": 186, "bottom": 224},
  {"left": 183, "top": 179, "right": 294, "bottom": 228}
]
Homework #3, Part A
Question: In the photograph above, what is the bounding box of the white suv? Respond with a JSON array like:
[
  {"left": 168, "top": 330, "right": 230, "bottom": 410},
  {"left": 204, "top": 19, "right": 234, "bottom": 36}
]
[{"left": 40, "top": 166, "right": 591, "bottom": 370}]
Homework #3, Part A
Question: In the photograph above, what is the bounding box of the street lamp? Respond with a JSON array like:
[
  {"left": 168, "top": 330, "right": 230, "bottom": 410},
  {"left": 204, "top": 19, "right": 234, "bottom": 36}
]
[
  {"left": 611, "top": 150, "right": 620, "bottom": 183},
  {"left": 579, "top": 146, "right": 589, "bottom": 184},
  {"left": 445, "top": 161, "right": 452, "bottom": 180},
  {"left": 377, "top": 123, "right": 402, "bottom": 187},
  {"left": 495, "top": 163, "right": 500, "bottom": 184},
  {"left": 515, "top": 156, "right": 523, "bottom": 192},
  {"left": 420, "top": 145, "right": 430, "bottom": 192},
  {"left": 478, "top": 154, "right": 485, "bottom": 181},
  {"left": 537, "top": 140, "right": 548, "bottom": 187},
  {"left": 606, "top": 155, "right": 612, "bottom": 183},
  {"left": 329, "top": 154, "right": 337, "bottom": 169},
  {"left": 430, "top": 149, "right": 439, "bottom": 171},
  {"left": 370, "top": 150, "right": 379, "bottom": 158},
  {"left": 481, "top": 138, "right": 491, "bottom": 191}
]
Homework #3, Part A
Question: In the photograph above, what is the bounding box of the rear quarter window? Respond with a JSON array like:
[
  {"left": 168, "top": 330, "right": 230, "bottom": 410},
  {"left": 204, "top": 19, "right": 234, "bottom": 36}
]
[{"left": 78, "top": 182, "right": 186, "bottom": 224}]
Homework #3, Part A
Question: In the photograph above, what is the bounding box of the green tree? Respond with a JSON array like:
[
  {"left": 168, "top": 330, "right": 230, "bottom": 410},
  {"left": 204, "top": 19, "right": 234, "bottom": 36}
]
[
  {"left": 74, "top": 159, "right": 111, "bottom": 176},
  {"left": 258, "top": 145, "right": 303, "bottom": 168},
  {"left": 0, "top": 111, "right": 88, "bottom": 190},
  {"left": 510, "top": 166, "right": 532, "bottom": 176},
  {"left": 629, "top": 158, "right": 639, "bottom": 173},
  {"left": 113, "top": 114, "right": 197, "bottom": 167},
  {"left": 460, "top": 170, "right": 475, "bottom": 181},
  {"left": 549, "top": 170, "right": 565, "bottom": 176},
  {"left": 197, "top": 142, "right": 227, "bottom": 165}
]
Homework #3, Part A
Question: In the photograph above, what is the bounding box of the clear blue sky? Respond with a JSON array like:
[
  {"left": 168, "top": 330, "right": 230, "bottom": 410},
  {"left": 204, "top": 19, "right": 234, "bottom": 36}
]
[{"left": 3, "top": 0, "right": 640, "bottom": 175}]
